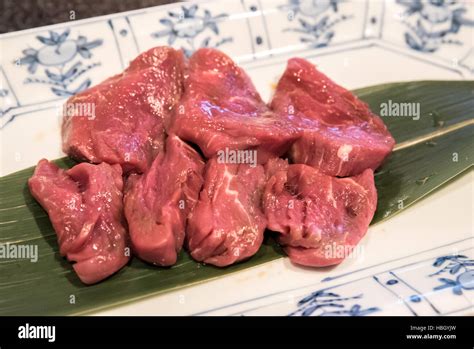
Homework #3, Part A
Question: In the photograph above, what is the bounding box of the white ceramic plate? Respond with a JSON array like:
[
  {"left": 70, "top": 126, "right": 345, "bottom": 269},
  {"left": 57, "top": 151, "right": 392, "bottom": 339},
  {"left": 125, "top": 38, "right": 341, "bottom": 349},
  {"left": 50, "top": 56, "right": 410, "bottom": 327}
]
[{"left": 1, "top": 0, "right": 473, "bottom": 316}]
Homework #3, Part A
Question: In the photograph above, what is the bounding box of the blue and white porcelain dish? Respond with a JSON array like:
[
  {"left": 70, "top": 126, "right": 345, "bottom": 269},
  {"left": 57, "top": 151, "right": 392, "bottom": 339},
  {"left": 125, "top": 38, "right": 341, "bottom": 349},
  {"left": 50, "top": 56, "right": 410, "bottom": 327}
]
[{"left": 1, "top": 0, "right": 472, "bottom": 316}]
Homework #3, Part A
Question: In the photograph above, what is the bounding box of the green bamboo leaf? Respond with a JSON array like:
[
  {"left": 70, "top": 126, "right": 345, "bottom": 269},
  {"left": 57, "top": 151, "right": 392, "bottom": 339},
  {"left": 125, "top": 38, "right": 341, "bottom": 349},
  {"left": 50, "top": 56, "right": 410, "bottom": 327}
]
[{"left": 0, "top": 81, "right": 472, "bottom": 315}]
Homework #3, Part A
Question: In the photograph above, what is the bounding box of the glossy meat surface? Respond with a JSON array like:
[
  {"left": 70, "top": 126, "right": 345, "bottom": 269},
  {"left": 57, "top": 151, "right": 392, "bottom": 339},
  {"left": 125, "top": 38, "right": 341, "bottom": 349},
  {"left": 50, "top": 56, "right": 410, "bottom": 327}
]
[
  {"left": 271, "top": 58, "right": 395, "bottom": 176},
  {"left": 28, "top": 159, "right": 130, "bottom": 284},
  {"left": 168, "top": 48, "right": 300, "bottom": 163},
  {"left": 62, "top": 46, "right": 185, "bottom": 174},
  {"left": 263, "top": 158, "right": 377, "bottom": 267},
  {"left": 187, "top": 158, "right": 267, "bottom": 266},
  {"left": 124, "top": 136, "right": 205, "bottom": 266}
]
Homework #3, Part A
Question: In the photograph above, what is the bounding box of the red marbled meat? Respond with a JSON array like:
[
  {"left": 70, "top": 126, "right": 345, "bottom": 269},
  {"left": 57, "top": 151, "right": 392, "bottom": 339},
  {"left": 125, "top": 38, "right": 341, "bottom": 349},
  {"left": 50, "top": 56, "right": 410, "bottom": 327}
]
[
  {"left": 168, "top": 48, "right": 300, "bottom": 163},
  {"left": 28, "top": 47, "right": 394, "bottom": 282},
  {"left": 124, "top": 135, "right": 205, "bottom": 266},
  {"left": 28, "top": 159, "right": 130, "bottom": 284},
  {"left": 263, "top": 158, "right": 377, "bottom": 267},
  {"left": 271, "top": 58, "right": 395, "bottom": 176},
  {"left": 186, "top": 158, "right": 267, "bottom": 267},
  {"left": 62, "top": 46, "right": 185, "bottom": 174}
]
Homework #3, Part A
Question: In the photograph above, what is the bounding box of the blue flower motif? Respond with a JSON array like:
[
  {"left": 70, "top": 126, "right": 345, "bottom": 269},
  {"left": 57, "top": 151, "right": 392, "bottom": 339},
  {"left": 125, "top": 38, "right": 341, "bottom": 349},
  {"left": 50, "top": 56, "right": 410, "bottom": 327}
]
[
  {"left": 16, "top": 29, "right": 103, "bottom": 97},
  {"left": 397, "top": 0, "right": 474, "bottom": 52},
  {"left": 289, "top": 290, "right": 380, "bottom": 316},
  {"left": 151, "top": 5, "right": 232, "bottom": 57},
  {"left": 430, "top": 254, "right": 474, "bottom": 295},
  {"left": 279, "top": 0, "right": 351, "bottom": 48},
  {"left": 282, "top": 0, "right": 340, "bottom": 17}
]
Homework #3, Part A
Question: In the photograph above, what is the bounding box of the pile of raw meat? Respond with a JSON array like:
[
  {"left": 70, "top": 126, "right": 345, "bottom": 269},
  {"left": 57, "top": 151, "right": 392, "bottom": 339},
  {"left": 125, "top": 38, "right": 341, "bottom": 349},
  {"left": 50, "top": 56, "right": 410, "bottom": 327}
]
[{"left": 29, "top": 47, "right": 395, "bottom": 284}]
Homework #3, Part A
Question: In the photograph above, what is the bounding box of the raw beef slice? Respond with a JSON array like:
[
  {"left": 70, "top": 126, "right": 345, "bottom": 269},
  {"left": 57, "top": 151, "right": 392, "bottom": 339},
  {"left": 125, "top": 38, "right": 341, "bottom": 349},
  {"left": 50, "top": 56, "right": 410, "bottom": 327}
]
[
  {"left": 28, "top": 159, "right": 130, "bottom": 284},
  {"left": 168, "top": 48, "right": 300, "bottom": 163},
  {"left": 186, "top": 158, "right": 267, "bottom": 267},
  {"left": 263, "top": 158, "right": 377, "bottom": 267},
  {"left": 124, "top": 135, "right": 205, "bottom": 266},
  {"left": 62, "top": 46, "right": 185, "bottom": 174},
  {"left": 271, "top": 58, "right": 395, "bottom": 176}
]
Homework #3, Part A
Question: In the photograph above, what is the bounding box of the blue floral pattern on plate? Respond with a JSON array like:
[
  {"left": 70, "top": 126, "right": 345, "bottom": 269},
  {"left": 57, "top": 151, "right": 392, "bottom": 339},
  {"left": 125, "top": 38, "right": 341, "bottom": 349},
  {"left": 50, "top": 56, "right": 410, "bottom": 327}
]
[
  {"left": 2, "top": 0, "right": 472, "bottom": 129},
  {"left": 17, "top": 29, "right": 102, "bottom": 96},
  {"left": 196, "top": 239, "right": 473, "bottom": 316},
  {"left": 397, "top": 0, "right": 474, "bottom": 52},
  {"left": 279, "top": 0, "right": 352, "bottom": 48},
  {"left": 289, "top": 290, "right": 380, "bottom": 316},
  {"left": 0, "top": 1, "right": 473, "bottom": 313},
  {"left": 151, "top": 4, "right": 232, "bottom": 57},
  {"left": 430, "top": 254, "right": 474, "bottom": 295}
]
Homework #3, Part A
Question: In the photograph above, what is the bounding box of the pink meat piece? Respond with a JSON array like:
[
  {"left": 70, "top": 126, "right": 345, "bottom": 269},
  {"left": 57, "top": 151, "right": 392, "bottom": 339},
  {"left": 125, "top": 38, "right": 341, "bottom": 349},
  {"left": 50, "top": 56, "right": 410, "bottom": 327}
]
[
  {"left": 186, "top": 158, "right": 267, "bottom": 266},
  {"left": 28, "top": 159, "right": 130, "bottom": 284},
  {"left": 271, "top": 58, "right": 395, "bottom": 176},
  {"left": 167, "top": 48, "right": 300, "bottom": 163},
  {"left": 124, "top": 135, "right": 205, "bottom": 266},
  {"left": 263, "top": 158, "right": 377, "bottom": 267},
  {"left": 62, "top": 46, "right": 185, "bottom": 174}
]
